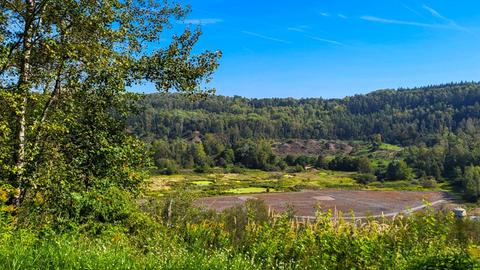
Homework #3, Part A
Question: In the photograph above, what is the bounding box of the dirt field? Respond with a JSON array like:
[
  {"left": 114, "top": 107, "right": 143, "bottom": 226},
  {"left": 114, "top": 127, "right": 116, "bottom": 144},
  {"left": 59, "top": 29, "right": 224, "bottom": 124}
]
[
  {"left": 196, "top": 190, "right": 450, "bottom": 218},
  {"left": 272, "top": 139, "right": 354, "bottom": 156}
]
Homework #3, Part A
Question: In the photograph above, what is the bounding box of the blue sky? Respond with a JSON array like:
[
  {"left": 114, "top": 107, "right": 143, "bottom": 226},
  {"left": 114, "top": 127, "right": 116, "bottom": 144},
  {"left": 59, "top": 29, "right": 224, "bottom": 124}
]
[{"left": 139, "top": 0, "right": 480, "bottom": 98}]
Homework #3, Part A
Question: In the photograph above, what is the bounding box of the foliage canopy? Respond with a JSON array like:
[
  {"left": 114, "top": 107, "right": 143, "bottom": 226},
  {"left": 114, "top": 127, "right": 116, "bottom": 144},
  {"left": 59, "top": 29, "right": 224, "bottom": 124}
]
[{"left": 0, "top": 0, "right": 220, "bottom": 226}]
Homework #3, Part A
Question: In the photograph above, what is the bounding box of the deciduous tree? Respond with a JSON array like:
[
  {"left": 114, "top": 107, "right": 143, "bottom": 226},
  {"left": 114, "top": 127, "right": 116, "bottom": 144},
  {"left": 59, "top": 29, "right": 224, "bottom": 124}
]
[
  {"left": 0, "top": 0, "right": 220, "bottom": 224},
  {"left": 464, "top": 165, "right": 480, "bottom": 201}
]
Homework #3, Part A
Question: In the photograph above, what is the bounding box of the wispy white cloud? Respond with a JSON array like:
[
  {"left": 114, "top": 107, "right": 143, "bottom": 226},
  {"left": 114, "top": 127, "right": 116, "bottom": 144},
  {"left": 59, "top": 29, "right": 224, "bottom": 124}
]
[
  {"left": 287, "top": 25, "right": 342, "bottom": 46},
  {"left": 361, "top": 5, "right": 468, "bottom": 32},
  {"left": 400, "top": 3, "right": 426, "bottom": 19},
  {"left": 305, "top": 35, "right": 344, "bottom": 46},
  {"left": 287, "top": 27, "right": 306, "bottom": 33},
  {"left": 183, "top": 18, "right": 223, "bottom": 25},
  {"left": 338, "top": 14, "right": 348, "bottom": 19},
  {"left": 319, "top": 12, "right": 330, "bottom": 17},
  {"left": 361, "top": 16, "right": 434, "bottom": 27},
  {"left": 360, "top": 15, "right": 466, "bottom": 31},
  {"left": 241, "top": 31, "right": 291, "bottom": 44},
  {"left": 422, "top": 4, "right": 466, "bottom": 30},
  {"left": 422, "top": 5, "right": 444, "bottom": 20},
  {"left": 287, "top": 25, "right": 310, "bottom": 33}
]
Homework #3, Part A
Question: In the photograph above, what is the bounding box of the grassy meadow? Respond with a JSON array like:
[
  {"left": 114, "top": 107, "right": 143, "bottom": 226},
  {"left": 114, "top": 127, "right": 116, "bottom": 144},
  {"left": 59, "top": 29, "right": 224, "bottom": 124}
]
[{"left": 147, "top": 168, "right": 449, "bottom": 197}]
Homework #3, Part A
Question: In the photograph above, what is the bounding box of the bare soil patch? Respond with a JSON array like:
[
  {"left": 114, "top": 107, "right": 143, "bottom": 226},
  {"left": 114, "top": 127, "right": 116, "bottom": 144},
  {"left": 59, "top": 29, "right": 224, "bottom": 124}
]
[
  {"left": 272, "top": 139, "right": 354, "bottom": 156},
  {"left": 196, "top": 189, "right": 450, "bottom": 218}
]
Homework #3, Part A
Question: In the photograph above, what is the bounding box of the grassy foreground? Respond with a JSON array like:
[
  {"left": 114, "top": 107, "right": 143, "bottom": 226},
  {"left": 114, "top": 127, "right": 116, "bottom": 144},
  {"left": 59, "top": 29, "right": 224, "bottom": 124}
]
[
  {"left": 0, "top": 231, "right": 256, "bottom": 270},
  {"left": 1, "top": 199, "right": 479, "bottom": 270}
]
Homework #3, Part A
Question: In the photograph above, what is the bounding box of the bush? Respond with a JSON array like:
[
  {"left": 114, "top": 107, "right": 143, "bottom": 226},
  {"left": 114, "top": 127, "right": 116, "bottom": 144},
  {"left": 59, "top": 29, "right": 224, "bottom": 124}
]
[
  {"left": 229, "top": 166, "right": 245, "bottom": 174},
  {"left": 263, "top": 164, "right": 279, "bottom": 172},
  {"left": 329, "top": 156, "right": 359, "bottom": 172},
  {"left": 286, "top": 165, "right": 304, "bottom": 173},
  {"left": 67, "top": 187, "right": 157, "bottom": 234},
  {"left": 156, "top": 158, "right": 179, "bottom": 175},
  {"left": 420, "top": 177, "right": 438, "bottom": 188},
  {"left": 222, "top": 205, "right": 248, "bottom": 243},
  {"left": 355, "top": 173, "right": 377, "bottom": 185},
  {"left": 194, "top": 165, "right": 211, "bottom": 173},
  {"left": 245, "top": 199, "right": 269, "bottom": 224},
  {"left": 386, "top": 160, "right": 414, "bottom": 181},
  {"left": 141, "top": 192, "right": 215, "bottom": 230},
  {"left": 406, "top": 251, "right": 478, "bottom": 270},
  {"left": 276, "top": 160, "right": 287, "bottom": 170},
  {"left": 314, "top": 155, "right": 329, "bottom": 169}
]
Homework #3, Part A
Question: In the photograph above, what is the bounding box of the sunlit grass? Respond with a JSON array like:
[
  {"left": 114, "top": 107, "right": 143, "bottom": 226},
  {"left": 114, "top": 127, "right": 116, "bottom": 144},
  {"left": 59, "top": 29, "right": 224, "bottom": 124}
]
[
  {"left": 379, "top": 143, "right": 402, "bottom": 151},
  {"left": 191, "top": 181, "right": 214, "bottom": 186},
  {"left": 148, "top": 168, "right": 444, "bottom": 196},
  {"left": 469, "top": 245, "right": 480, "bottom": 260},
  {"left": 225, "top": 187, "right": 274, "bottom": 194}
]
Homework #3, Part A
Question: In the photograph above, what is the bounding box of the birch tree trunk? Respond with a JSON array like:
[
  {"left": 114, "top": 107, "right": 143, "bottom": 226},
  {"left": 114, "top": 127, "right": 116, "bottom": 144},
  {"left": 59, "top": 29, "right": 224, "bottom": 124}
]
[{"left": 15, "top": 0, "right": 34, "bottom": 206}]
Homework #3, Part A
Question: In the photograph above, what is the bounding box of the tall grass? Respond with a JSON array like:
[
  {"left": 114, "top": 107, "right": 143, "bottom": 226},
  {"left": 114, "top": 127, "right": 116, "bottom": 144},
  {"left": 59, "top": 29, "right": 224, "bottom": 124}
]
[
  {"left": 179, "top": 206, "right": 479, "bottom": 269},
  {"left": 0, "top": 200, "right": 479, "bottom": 269},
  {"left": 0, "top": 230, "right": 258, "bottom": 270}
]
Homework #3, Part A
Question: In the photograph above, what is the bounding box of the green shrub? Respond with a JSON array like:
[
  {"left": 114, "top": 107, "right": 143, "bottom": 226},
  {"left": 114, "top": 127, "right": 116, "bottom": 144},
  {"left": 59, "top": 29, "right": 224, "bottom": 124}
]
[
  {"left": 230, "top": 166, "right": 245, "bottom": 174},
  {"left": 406, "top": 250, "right": 478, "bottom": 270},
  {"left": 420, "top": 177, "right": 438, "bottom": 189},
  {"left": 156, "top": 159, "right": 179, "bottom": 175},
  {"left": 194, "top": 165, "right": 211, "bottom": 173},
  {"left": 286, "top": 165, "right": 304, "bottom": 173},
  {"left": 355, "top": 173, "right": 377, "bottom": 185}
]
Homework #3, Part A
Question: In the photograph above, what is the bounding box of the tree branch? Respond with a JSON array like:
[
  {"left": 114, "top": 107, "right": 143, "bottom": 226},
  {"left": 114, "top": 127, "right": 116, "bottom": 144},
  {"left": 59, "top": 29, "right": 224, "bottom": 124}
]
[{"left": 39, "top": 63, "right": 62, "bottom": 127}]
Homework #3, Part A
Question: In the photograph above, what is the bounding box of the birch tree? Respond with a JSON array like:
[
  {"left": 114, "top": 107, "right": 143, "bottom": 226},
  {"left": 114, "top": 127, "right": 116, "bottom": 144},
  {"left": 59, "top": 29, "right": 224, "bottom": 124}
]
[{"left": 0, "top": 0, "right": 220, "bottom": 219}]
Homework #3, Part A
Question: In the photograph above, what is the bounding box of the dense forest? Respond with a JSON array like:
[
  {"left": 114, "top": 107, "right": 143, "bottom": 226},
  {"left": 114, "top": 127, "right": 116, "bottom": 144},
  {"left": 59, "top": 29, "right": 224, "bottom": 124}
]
[{"left": 130, "top": 82, "right": 480, "bottom": 145}]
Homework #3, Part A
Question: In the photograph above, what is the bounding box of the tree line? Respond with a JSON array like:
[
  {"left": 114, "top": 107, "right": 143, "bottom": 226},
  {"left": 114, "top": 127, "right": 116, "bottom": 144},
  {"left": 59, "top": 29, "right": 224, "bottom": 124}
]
[{"left": 129, "top": 82, "right": 480, "bottom": 146}]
